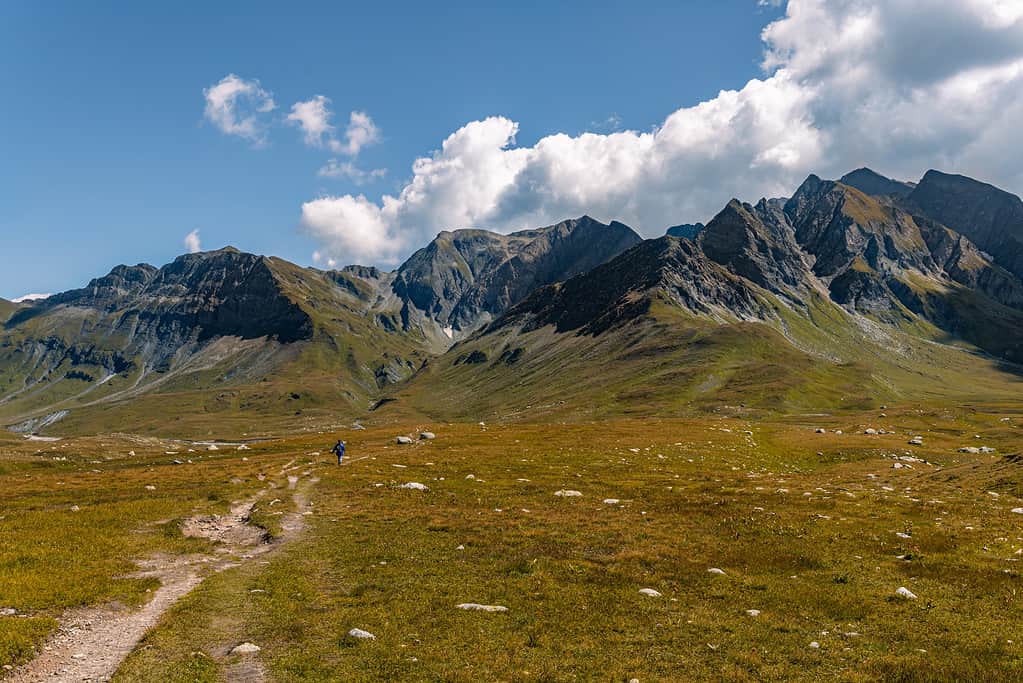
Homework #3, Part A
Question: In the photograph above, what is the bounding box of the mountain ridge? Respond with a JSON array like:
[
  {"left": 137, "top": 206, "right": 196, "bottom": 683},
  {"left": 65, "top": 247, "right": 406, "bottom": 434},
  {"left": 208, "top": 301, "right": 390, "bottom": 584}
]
[{"left": 4, "top": 168, "right": 1023, "bottom": 435}]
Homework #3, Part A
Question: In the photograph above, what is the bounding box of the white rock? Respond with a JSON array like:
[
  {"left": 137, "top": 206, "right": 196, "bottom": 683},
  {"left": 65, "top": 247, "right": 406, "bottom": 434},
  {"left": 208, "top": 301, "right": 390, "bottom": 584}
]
[
  {"left": 145, "top": 485, "right": 156, "bottom": 491},
  {"left": 815, "top": 428, "right": 826, "bottom": 433},
  {"left": 207, "top": 444, "right": 219, "bottom": 451},
  {"left": 554, "top": 490, "right": 582, "bottom": 497},
  {"left": 347, "top": 628, "right": 376, "bottom": 640},
  {"left": 745, "top": 609, "right": 761, "bottom": 617},
  {"left": 959, "top": 447, "right": 980, "bottom": 454},
  {"left": 908, "top": 437, "right": 923, "bottom": 446},
  {"left": 231, "top": 642, "right": 261, "bottom": 654},
  {"left": 395, "top": 436, "right": 414, "bottom": 445},
  {"left": 864, "top": 428, "right": 878, "bottom": 435},
  {"left": 895, "top": 532, "right": 911, "bottom": 539},
  {"left": 603, "top": 498, "right": 621, "bottom": 505},
  {"left": 809, "top": 641, "right": 820, "bottom": 649},
  {"left": 400, "top": 482, "right": 428, "bottom": 491},
  {"left": 638, "top": 588, "right": 662, "bottom": 597},
  {"left": 895, "top": 586, "right": 917, "bottom": 600},
  {"left": 237, "top": 444, "right": 250, "bottom": 451},
  {"left": 707, "top": 567, "right": 726, "bottom": 576},
  {"left": 420, "top": 432, "right": 436, "bottom": 440},
  {"left": 0, "top": 608, "right": 16, "bottom": 616},
  {"left": 456, "top": 603, "right": 508, "bottom": 613},
  {"left": 1011, "top": 508, "right": 1023, "bottom": 514}
]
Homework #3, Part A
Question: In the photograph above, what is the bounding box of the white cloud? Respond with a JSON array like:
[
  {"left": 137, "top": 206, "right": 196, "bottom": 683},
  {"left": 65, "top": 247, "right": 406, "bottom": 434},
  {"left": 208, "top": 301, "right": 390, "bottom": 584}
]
[
  {"left": 184, "top": 229, "right": 202, "bottom": 254},
  {"left": 287, "top": 95, "right": 337, "bottom": 149},
  {"left": 12, "top": 293, "right": 52, "bottom": 303},
  {"left": 203, "top": 74, "right": 276, "bottom": 144},
  {"left": 302, "top": 0, "right": 1023, "bottom": 266},
  {"left": 318, "top": 159, "right": 386, "bottom": 184},
  {"left": 287, "top": 98, "right": 381, "bottom": 158},
  {"left": 339, "top": 111, "right": 381, "bottom": 156}
]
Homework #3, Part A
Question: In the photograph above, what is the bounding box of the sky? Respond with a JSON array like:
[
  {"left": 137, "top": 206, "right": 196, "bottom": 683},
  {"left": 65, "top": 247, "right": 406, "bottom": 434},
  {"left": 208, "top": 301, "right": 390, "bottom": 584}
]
[{"left": 2, "top": 1, "right": 1023, "bottom": 298}]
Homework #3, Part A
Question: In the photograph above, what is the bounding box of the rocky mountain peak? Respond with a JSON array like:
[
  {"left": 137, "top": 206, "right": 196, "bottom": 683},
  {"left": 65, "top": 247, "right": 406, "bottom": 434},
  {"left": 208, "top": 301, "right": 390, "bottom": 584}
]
[{"left": 839, "top": 168, "right": 915, "bottom": 198}]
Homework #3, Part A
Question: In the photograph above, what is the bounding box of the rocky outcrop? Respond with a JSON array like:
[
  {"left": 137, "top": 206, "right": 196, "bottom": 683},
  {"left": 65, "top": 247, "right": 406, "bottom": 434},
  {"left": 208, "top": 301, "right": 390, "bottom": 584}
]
[
  {"left": 494, "top": 236, "right": 767, "bottom": 336},
  {"left": 699, "top": 199, "right": 811, "bottom": 294},
  {"left": 392, "top": 216, "right": 642, "bottom": 336},
  {"left": 906, "top": 170, "right": 1023, "bottom": 280}
]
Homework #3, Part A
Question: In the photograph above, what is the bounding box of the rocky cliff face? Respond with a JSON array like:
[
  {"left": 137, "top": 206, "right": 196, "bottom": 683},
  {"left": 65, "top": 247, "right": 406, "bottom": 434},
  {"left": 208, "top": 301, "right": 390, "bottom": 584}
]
[
  {"left": 392, "top": 216, "right": 642, "bottom": 336},
  {"left": 698, "top": 199, "right": 811, "bottom": 294},
  {"left": 494, "top": 236, "right": 768, "bottom": 336},
  {"left": 906, "top": 170, "right": 1023, "bottom": 281}
]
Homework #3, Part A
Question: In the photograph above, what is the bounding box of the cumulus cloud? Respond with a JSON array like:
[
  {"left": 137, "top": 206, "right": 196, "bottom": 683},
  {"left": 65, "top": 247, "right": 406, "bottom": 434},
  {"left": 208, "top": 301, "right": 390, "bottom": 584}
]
[
  {"left": 301, "top": 0, "right": 1023, "bottom": 266},
  {"left": 203, "top": 74, "right": 276, "bottom": 144},
  {"left": 184, "top": 229, "right": 202, "bottom": 254},
  {"left": 287, "top": 97, "right": 381, "bottom": 158},
  {"left": 339, "top": 111, "right": 381, "bottom": 156}
]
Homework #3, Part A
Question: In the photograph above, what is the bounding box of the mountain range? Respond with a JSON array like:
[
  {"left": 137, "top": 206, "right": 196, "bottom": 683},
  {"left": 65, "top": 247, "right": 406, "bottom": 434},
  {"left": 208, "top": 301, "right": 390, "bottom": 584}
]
[{"left": 3, "top": 168, "right": 1023, "bottom": 436}]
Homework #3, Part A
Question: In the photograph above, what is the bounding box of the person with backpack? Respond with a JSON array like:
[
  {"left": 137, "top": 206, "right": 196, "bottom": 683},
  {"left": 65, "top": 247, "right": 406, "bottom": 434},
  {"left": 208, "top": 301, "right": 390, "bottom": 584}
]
[{"left": 331, "top": 439, "right": 346, "bottom": 465}]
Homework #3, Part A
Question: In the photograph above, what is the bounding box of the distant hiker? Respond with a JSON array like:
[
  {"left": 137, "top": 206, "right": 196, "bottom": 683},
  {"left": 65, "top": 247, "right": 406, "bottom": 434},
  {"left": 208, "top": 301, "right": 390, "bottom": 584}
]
[{"left": 331, "top": 440, "right": 346, "bottom": 465}]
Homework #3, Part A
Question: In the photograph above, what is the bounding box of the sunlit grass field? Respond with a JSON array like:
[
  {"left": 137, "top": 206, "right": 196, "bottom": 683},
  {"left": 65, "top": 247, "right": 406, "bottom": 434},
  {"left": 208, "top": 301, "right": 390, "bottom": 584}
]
[{"left": 3, "top": 405, "right": 1023, "bottom": 681}]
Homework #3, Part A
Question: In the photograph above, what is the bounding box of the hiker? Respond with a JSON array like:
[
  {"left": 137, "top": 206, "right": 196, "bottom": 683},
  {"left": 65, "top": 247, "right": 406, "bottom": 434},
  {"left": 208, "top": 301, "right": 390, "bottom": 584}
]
[{"left": 331, "top": 439, "right": 346, "bottom": 465}]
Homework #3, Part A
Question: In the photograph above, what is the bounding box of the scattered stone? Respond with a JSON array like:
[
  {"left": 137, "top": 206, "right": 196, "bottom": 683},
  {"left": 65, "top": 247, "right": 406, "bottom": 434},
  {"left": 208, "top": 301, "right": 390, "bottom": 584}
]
[
  {"left": 347, "top": 628, "right": 376, "bottom": 640},
  {"left": 908, "top": 437, "right": 923, "bottom": 446},
  {"left": 895, "top": 586, "right": 917, "bottom": 600},
  {"left": 396, "top": 436, "right": 414, "bottom": 445},
  {"left": 456, "top": 603, "right": 508, "bottom": 613},
  {"left": 865, "top": 428, "right": 878, "bottom": 435},
  {"left": 707, "top": 567, "right": 726, "bottom": 576},
  {"left": 638, "top": 588, "right": 662, "bottom": 597},
  {"left": 554, "top": 490, "right": 582, "bottom": 497},
  {"left": 400, "top": 482, "right": 428, "bottom": 491},
  {"left": 603, "top": 498, "right": 621, "bottom": 505},
  {"left": 980, "top": 446, "right": 997, "bottom": 453},
  {"left": 420, "top": 432, "right": 436, "bottom": 440},
  {"left": 959, "top": 447, "right": 980, "bottom": 454},
  {"left": 231, "top": 642, "right": 261, "bottom": 654}
]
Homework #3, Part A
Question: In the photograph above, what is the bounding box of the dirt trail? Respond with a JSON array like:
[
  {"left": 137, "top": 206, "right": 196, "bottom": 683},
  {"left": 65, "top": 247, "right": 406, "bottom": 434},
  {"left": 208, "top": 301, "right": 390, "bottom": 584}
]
[{"left": 8, "top": 464, "right": 316, "bottom": 683}]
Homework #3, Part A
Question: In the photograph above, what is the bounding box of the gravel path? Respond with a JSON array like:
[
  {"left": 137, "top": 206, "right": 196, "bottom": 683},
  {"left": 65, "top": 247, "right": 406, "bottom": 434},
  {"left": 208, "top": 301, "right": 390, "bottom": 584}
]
[{"left": 8, "top": 465, "right": 314, "bottom": 683}]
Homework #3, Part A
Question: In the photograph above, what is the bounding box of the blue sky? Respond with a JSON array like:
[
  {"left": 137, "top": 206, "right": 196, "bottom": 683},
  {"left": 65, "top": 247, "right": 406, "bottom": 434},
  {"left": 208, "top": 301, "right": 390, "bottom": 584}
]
[
  {"left": 0, "top": 1, "right": 782, "bottom": 297},
  {"left": 4, "top": 1, "right": 1023, "bottom": 299}
]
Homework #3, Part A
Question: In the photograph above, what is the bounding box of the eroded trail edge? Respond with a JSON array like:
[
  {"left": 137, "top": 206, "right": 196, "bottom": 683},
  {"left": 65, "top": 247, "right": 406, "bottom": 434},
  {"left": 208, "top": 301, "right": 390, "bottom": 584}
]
[{"left": 9, "top": 463, "right": 316, "bottom": 683}]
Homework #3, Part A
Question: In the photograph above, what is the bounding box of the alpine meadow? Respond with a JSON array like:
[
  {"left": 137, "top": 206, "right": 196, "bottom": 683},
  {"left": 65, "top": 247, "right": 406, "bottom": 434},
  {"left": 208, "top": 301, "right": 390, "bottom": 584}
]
[{"left": 3, "top": 2, "right": 1023, "bottom": 682}]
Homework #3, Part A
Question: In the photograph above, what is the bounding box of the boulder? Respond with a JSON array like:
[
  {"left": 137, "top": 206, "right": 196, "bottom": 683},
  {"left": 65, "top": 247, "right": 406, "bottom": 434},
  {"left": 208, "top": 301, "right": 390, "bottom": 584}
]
[
  {"left": 347, "top": 628, "right": 376, "bottom": 640},
  {"left": 396, "top": 436, "right": 414, "bottom": 445},
  {"left": 638, "top": 588, "right": 662, "bottom": 597},
  {"left": 420, "top": 432, "right": 436, "bottom": 440},
  {"left": 895, "top": 586, "right": 917, "bottom": 599},
  {"left": 400, "top": 482, "right": 428, "bottom": 491},
  {"left": 456, "top": 603, "right": 508, "bottom": 613},
  {"left": 231, "top": 642, "right": 261, "bottom": 654}
]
